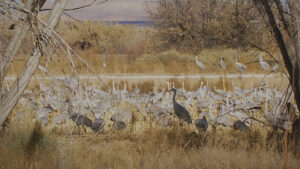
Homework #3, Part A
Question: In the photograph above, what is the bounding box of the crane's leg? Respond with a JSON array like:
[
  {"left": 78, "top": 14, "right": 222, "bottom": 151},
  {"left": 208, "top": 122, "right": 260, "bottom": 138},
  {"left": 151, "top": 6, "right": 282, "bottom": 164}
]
[
  {"left": 77, "top": 125, "right": 80, "bottom": 135},
  {"left": 83, "top": 126, "right": 87, "bottom": 133}
]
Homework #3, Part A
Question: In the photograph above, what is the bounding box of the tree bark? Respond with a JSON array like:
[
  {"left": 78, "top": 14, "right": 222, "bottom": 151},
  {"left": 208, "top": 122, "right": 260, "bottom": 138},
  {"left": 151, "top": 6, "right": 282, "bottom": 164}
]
[
  {"left": 260, "top": 0, "right": 300, "bottom": 111},
  {"left": 288, "top": 0, "right": 300, "bottom": 110},
  {"left": 0, "top": 0, "right": 69, "bottom": 127},
  {"left": 0, "top": 0, "right": 46, "bottom": 96}
]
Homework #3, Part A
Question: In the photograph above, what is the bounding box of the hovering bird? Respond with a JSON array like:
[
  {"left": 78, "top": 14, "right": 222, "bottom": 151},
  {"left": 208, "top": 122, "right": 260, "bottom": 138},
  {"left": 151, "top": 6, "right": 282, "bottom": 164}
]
[
  {"left": 259, "top": 54, "right": 269, "bottom": 72},
  {"left": 233, "top": 120, "right": 249, "bottom": 132},
  {"left": 168, "top": 88, "right": 192, "bottom": 124},
  {"left": 195, "top": 56, "right": 206, "bottom": 70},
  {"left": 220, "top": 56, "right": 226, "bottom": 71},
  {"left": 195, "top": 116, "right": 208, "bottom": 132}
]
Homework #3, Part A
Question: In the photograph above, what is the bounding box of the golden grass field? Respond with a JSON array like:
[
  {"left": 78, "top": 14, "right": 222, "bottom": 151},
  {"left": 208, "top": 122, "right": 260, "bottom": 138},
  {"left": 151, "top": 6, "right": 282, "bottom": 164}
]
[
  {"left": 1, "top": 19, "right": 299, "bottom": 169},
  {"left": 7, "top": 48, "right": 282, "bottom": 76},
  {"left": 0, "top": 120, "right": 299, "bottom": 169},
  {"left": 0, "top": 74, "right": 299, "bottom": 169}
]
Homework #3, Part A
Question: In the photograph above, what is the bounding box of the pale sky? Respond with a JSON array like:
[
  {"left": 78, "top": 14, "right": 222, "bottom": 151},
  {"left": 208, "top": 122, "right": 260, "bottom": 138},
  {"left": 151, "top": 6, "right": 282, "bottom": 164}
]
[{"left": 43, "top": 0, "right": 154, "bottom": 21}]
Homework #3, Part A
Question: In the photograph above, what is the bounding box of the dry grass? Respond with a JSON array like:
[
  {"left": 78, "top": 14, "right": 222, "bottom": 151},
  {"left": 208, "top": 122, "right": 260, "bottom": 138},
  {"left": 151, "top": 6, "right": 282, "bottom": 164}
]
[
  {"left": 7, "top": 48, "right": 282, "bottom": 76},
  {"left": 0, "top": 76, "right": 297, "bottom": 169},
  {"left": 1, "top": 19, "right": 283, "bottom": 76},
  {"left": 0, "top": 123, "right": 299, "bottom": 169}
]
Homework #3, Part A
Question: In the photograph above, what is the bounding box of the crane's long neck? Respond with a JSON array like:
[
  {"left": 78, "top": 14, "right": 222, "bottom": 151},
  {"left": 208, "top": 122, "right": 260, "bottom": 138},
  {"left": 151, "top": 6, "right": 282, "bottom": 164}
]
[
  {"left": 172, "top": 90, "right": 176, "bottom": 102},
  {"left": 67, "top": 101, "right": 72, "bottom": 115}
]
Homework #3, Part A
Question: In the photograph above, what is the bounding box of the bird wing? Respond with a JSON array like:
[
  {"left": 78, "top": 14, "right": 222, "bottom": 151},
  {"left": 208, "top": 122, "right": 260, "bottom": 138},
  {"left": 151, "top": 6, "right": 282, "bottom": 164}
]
[{"left": 174, "top": 103, "right": 192, "bottom": 122}]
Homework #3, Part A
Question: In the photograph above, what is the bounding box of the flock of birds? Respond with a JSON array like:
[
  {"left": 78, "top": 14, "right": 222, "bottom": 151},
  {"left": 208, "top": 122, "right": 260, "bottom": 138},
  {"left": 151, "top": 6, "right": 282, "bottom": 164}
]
[
  {"left": 195, "top": 54, "right": 279, "bottom": 74},
  {"left": 16, "top": 74, "right": 298, "bottom": 135},
  {"left": 14, "top": 53, "right": 296, "bottom": 135}
]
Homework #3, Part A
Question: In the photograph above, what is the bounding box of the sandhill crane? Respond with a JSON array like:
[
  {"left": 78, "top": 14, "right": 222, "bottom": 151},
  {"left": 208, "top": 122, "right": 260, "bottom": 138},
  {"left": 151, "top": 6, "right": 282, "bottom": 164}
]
[
  {"left": 70, "top": 113, "right": 92, "bottom": 134},
  {"left": 66, "top": 99, "right": 92, "bottom": 134},
  {"left": 195, "top": 56, "right": 206, "bottom": 70},
  {"left": 235, "top": 58, "right": 247, "bottom": 73},
  {"left": 166, "top": 81, "right": 170, "bottom": 91},
  {"left": 51, "top": 113, "right": 69, "bottom": 128},
  {"left": 35, "top": 105, "right": 53, "bottom": 125},
  {"left": 220, "top": 56, "right": 226, "bottom": 71},
  {"left": 271, "top": 64, "right": 279, "bottom": 72},
  {"left": 259, "top": 54, "right": 269, "bottom": 72},
  {"left": 134, "top": 83, "right": 140, "bottom": 94},
  {"left": 168, "top": 88, "right": 192, "bottom": 124},
  {"left": 233, "top": 120, "right": 249, "bottom": 131},
  {"left": 38, "top": 65, "right": 48, "bottom": 74},
  {"left": 195, "top": 116, "right": 208, "bottom": 132},
  {"left": 90, "top": 118, "right": 106, "bottom": 133},
  {"left": 110, "top": 115, "right": 126, "bottom": 130},
  {"left": 235, "top": 58, "right": 247, "bottom": 79}
]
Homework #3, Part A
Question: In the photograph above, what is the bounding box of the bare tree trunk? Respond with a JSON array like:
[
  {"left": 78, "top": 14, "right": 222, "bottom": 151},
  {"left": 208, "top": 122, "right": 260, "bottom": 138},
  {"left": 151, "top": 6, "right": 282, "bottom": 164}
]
[
  {"left": 0, "top": 0, "right": 69, "bottom": 127},
  {"left": 0, "top": 0, "right": 46, "bottom": 91},
  {"left": 288, "top": 0, "right": 300, "bottom": 110},
  {"left": 260, "top": 0, "right": 300, "bottom": 110}
]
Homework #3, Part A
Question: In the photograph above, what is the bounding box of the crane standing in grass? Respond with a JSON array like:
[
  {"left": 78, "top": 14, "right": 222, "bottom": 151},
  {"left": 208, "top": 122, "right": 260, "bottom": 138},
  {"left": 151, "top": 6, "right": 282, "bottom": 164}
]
[
  {"left": 220, "top": 56, "right": 226, "bottom": 71},
  {"left": 233, "top": 120, "right": 249, "bottom": 132},
  {"left": 195, "top": 56, "right": 206, "bottom": 70},
  {"left": 168, "top": 88, "right": 192, "bottom": 125},
  {"left": 220, "top": 56, "right": 227, "bottom": 90},
  {"left": 195, "top": 116, "right": 208, "bottom": 132},
  {"left": 66, "top": 99, "right": 92, "bottom": 134},
  {"left": 235, "top": 58, "right": 247, "bottom": 79},
  {"left": 259, "top": 54, "right": 270, "bottom": 73}
]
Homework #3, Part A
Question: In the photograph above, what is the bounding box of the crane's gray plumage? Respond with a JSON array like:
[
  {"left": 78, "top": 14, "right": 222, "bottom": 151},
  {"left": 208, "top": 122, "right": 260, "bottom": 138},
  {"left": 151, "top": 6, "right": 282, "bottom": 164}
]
[
  {"left": 90, "top": 118, "right": 106, "bottom": 133},
  {"left": 271, "top": 64, "right": 279, "bottom": 72},
  {"left": 195, "top": 56, "right": 206, "bottom": 70},
  {"left": 66, "top": 99, "right": 92, "bottom": 134},
  {"left": 110, "top": 115, "right": 126, "bottom": 130},
  {"left": 233, "top": 120, "right": 249, "bottom": 131},
  {"left": 70, "top": 113, "right": 92, "bottom": 127},
  {"left": 220, "top": 56, "right": 226, "bottom": 71},
  {"left": 113, "top": 121, "right": 127, "bottom": 130},
  {"left": 195, "top": 116, "right": 208, "bottom": 132},
  {"left": 259, "top": 54, "right": 269, "bottom": 72},
  {"left": 168, "top": 88, "right": 192, "bottom": 124},
  {"left": 235, "top": 58, "right": 247, "bottom": 73}
]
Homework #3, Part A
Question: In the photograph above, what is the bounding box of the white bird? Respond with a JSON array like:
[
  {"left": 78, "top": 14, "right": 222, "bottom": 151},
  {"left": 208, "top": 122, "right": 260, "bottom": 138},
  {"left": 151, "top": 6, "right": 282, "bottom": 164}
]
[
  {"left": 271, "top": 64, "right": 279, "bottom": 72},
  {"left": 220, "top": 56, "right": 226, "bottom": 71},
  {"left": 166, "top": 81, "right": 170, "bottom": 91},
  {"left": 38, "top": 65, "right": 48, "bottom": 74},
  {"left": 103, "top": 61, "right": 107, "bottom": 68},
  {"left": 235, "top": 58, "right": 247, "bottom": 73},
  {"left": 195, "top": 56, "right": 206, "bottom": 70},
  {"left": 134, "top": 83, "right": 140, "bottom": 94},
  {"left": 259, "top": 54, "right": 269, "bottom": 72}
]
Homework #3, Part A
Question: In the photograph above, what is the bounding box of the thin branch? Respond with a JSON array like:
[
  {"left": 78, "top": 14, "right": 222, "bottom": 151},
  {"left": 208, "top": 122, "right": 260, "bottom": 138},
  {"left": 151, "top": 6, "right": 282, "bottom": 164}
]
[
  {"left": 218, "top": 106, "right": 262, "bottom": 118},
  {"left": 40, "top": 0, "right": 109, "bottom": 12},
  {"left": 63, "top": 11, "right": 81, "bottom": 21}
]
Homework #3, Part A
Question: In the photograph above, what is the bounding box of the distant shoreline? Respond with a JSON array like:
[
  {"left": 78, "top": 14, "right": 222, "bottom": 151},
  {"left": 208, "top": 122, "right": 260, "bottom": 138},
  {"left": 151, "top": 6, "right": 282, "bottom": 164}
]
[{"left": 104, "top": 20, "right": 154, "bottom": 26}]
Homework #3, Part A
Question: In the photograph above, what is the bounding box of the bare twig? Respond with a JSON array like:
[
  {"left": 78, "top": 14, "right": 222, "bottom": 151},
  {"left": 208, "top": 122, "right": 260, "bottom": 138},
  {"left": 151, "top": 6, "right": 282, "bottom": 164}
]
[{"left": 40, "top": 0, "right": 109, "bottom": 12}]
